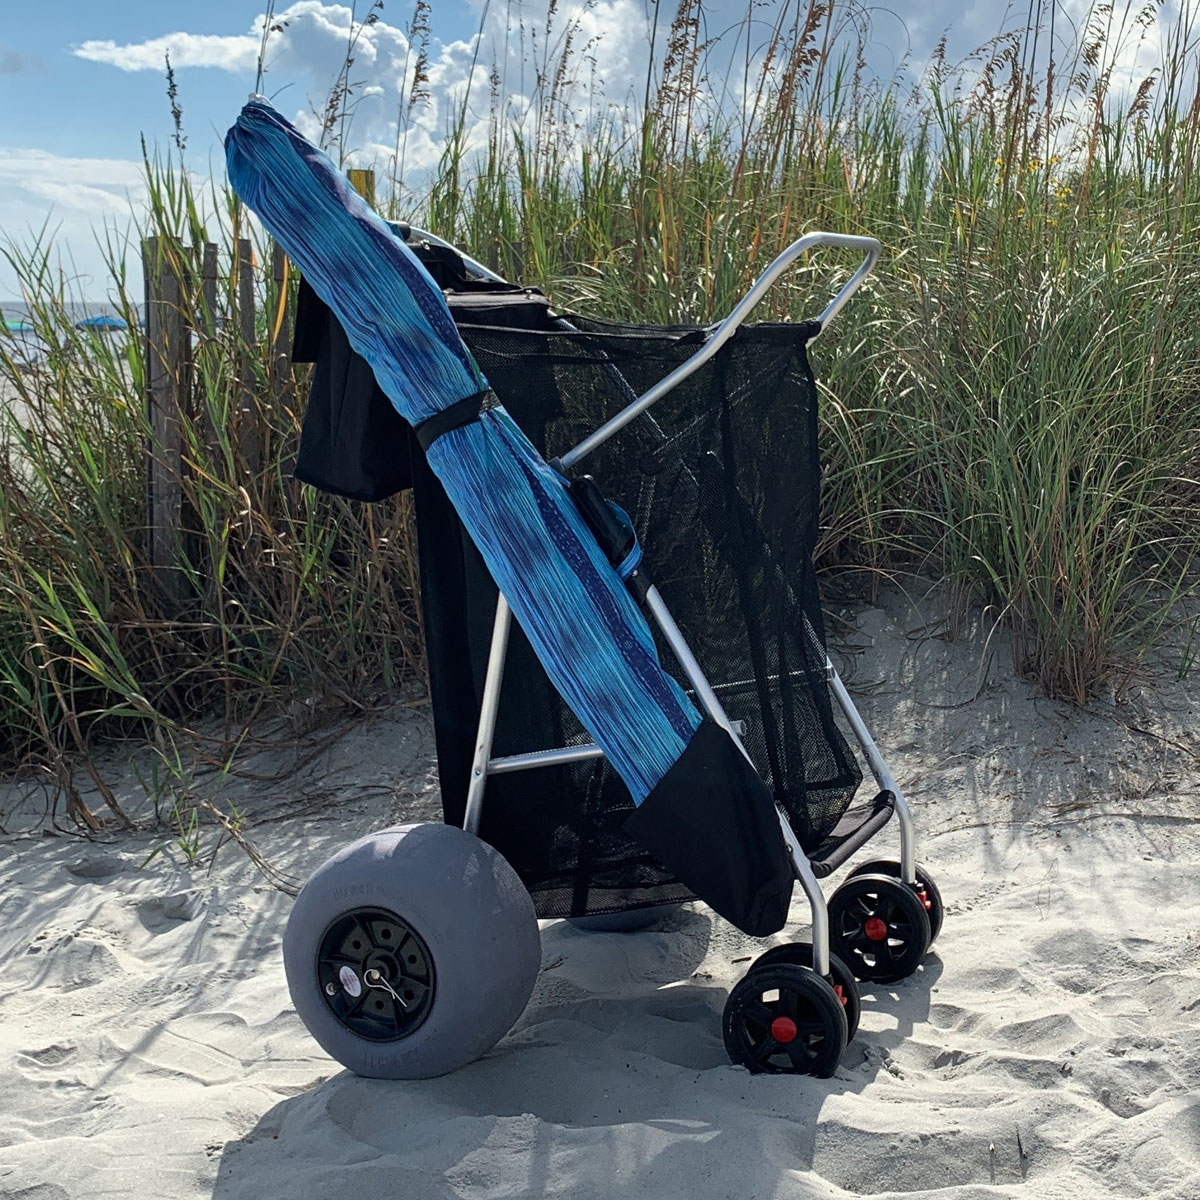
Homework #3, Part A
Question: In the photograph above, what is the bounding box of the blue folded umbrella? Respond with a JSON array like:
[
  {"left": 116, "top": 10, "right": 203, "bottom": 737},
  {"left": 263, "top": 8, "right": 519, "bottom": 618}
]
[{"left": 225, "top": 99, "right": 700, "bottom": 802}]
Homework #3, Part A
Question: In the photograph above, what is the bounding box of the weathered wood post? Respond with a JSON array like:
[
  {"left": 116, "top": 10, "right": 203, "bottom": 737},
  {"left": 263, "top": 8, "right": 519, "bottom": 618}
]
[
  {"left": 347, "top": 168, "right": 376, "bottom": 208},
  {"left": 270, "top": 241, "right": 292, "bottom": 402},
  {"left": 194, "top": 242, "right": 221, "bottom": 459},
  {"left": 200, "top": 242, "right": 219, "bottom": 331},
  {"left": 235, "top": 237, "right": 260, "bottom": 475},
  {"left": 142, "top": 235, "right": 190, "bottom": 604}
]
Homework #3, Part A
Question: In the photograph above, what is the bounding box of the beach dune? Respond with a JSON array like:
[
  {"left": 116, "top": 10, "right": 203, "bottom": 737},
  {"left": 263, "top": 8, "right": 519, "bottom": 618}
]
[{"left": 1, "top": 586, "right": 1198, "bottom": 1199}]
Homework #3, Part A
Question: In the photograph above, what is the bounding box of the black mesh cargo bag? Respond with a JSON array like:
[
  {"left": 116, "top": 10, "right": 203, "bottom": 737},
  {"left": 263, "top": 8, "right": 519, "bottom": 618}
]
[{"left": 419, "top": 304, "right": 862, "bottom": 919}]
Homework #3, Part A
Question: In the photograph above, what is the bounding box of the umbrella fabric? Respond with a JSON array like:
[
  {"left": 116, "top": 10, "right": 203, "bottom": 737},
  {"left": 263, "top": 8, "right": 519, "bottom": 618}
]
[
  {"left": 225, "top": 99, "right": 700, "bottom": 803},
  {"left": 75, "top": 315, "right": 128, "bottom": 330},
  {"left": 3, "top": 320, "right": 34, "bottom": 334}
]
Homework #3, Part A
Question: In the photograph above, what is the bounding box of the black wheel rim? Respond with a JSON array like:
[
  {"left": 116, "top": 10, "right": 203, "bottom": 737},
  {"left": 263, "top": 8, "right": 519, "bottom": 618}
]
[
  {"left": 316, "top": 907, "right": 435, "bottom": 1042},
  {"left": 750, "top": 943, "right": 861, "bottom": 1041},
  {"left": 835, "top": 884, "right": 922, "bottom": 974},
  {"left": 850, "top": 860, "right": 943, "bottom": 943},
  {"left": 729, "top": 978, "right": 834, "bottom": 1074}
]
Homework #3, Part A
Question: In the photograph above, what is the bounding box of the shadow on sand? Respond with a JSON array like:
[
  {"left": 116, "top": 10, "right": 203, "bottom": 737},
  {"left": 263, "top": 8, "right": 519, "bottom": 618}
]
[{"left": 212, "top": 904, "right": 941, "bottom": 1200}]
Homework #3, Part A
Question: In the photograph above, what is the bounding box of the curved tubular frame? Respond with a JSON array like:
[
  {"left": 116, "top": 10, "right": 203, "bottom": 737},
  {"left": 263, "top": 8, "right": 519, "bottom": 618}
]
[
  {"left": 559, "top": 232, "right": 881, "bottom": 469},
  {"left": 405, "top": 226, "right": 510, "bottom": 285}
]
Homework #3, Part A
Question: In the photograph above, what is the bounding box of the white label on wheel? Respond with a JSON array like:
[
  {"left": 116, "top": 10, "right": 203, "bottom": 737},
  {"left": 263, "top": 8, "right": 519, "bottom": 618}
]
[{"left": 339, "top": 965, "right": 362, "bottom": 998}]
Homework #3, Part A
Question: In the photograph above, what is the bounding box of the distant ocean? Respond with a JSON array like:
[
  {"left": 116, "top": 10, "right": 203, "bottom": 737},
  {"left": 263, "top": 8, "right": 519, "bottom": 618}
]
[
  {"left": 1, "top": 301, "right": 142, "bottom": 323},
  {"left": 1, "top": 301, "right": 141, "bottom": 371}
]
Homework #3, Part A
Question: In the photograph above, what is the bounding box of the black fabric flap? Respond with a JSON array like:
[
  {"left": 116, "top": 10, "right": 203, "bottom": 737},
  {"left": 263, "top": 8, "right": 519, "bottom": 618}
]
[
  {"left": 446, "top": 289, "right": 552, "bottom": 328},
  {"left": 623, "top": 718, "right": 794, "bottom": 936},
  {"left": 291, "top": 276, "right": 415, "bottom": 503}
]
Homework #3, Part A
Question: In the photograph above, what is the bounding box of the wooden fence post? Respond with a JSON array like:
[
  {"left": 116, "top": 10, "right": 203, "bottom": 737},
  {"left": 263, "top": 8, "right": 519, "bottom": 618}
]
[
  {"left": 347, "top": 168, "right": 376, "bottom": 208},
  {"left": 235, "top": 237, "right": 259, "bottom": 475},
  {"left": 195, "top": 242, "right": 220, "bottom": 459},
  {"left": 142, "top": 235, "right": 190, "bottom": 604},
  {"left": 270, "top": 241, "right": 292, "bottom": 398},
  {"left": 200, "top": 242, "right": 219, "bottom": 333}
]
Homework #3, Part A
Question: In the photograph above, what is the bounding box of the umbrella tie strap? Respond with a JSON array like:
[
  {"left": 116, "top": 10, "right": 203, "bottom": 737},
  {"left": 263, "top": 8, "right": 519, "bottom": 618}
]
[
  {"left": 414, "top": 390, "right": 498, "bottom": 451},
  {"left": 615, "top": 540, "right": 643, "bottom": 580}
]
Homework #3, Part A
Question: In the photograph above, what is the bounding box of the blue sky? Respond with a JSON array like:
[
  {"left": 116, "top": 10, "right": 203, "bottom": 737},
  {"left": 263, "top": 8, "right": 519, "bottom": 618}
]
[
  {"left": 0, "top": 1, "right": 1156, "bottom": 300},
  {"left": 0, "top": 1, "right": 486, "bottom": 158},
  {"left": 0, "top": 0, "right": 488, "bottom": 298}
]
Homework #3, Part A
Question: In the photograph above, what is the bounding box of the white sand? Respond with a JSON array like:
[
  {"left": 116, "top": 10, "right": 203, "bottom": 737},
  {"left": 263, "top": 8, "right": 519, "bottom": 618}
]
[{"left": 1, "top": 584, "right": 1198, "bottom": 1200}]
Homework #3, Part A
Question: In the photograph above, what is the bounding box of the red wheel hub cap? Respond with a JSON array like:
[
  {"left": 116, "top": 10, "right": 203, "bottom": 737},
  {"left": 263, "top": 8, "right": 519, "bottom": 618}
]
[
  {"left": 770, "top": 1015, "right": 798, "bottom": 1043},
  {"left": 864, "top": 916, "right": 888, "bottom": 941}
]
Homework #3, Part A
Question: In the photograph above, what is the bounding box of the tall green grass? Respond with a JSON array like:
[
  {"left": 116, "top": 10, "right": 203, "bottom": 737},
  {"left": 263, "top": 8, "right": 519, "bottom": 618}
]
[
  {"left": 1, "top": 0, "right": 1199, "bottom": 829},
  {"left": 414, "top": 0, "right": 1200, "bottom": 700},
  {"left": 0, "top": 161, "right": 424, "bottom": 828}
]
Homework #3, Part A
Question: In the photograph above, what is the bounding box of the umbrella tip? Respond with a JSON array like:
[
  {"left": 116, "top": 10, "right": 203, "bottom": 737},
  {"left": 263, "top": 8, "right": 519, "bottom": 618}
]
[{"left": 247, "top": 93, "right": 270, "bottom": 105}]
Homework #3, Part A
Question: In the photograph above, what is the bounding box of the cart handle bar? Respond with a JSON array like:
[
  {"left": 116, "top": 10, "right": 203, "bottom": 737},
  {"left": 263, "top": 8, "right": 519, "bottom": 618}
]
[
  {"left": 405, "top": 225, "right": 512, "bottom": 284},
  {"left": 559, "top": 231, "right": 880, "bottom": 469},
  {"left": 406, "top": 226, "right": 881, "bottom": 470}
]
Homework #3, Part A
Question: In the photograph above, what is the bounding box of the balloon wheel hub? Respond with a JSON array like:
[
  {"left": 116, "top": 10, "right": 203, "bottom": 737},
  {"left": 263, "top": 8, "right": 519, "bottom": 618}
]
[{"left": 316, "top": 906, "right": 435, "bottom": 1042}]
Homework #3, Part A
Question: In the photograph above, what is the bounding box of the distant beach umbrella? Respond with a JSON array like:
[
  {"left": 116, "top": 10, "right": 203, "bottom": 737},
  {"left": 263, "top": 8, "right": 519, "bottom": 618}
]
[
  {"left": 3, "top": 320, "right": 34, "bottom": 334},
  {"left": 75, "top": 314, "right": 129, "bottom": 331}
]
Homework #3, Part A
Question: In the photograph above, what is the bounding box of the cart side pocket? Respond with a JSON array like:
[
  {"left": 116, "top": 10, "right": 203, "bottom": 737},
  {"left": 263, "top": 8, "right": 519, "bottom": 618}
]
[{"left": 623, "top": 717, "right": 793, "bottom": 937}]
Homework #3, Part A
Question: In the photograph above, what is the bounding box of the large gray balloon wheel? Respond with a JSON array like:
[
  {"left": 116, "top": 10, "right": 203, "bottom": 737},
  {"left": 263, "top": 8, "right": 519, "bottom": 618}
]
[{"left": 283, "top": 822, "right": 541, "bottom": 1079}]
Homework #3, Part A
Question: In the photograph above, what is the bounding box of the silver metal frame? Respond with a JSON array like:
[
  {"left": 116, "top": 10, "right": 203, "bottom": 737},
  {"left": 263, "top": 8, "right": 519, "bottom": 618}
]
[
  {"left": 407, "top": 226, "right": 510, "bottom": 285},
  {"left": 452, "top": 231, "right": 915, "bottom": 978}
]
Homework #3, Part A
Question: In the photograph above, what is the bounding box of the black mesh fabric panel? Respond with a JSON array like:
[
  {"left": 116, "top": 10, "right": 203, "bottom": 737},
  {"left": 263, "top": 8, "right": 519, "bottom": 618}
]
[{"left": 421, "top": 305, "right": 862, "bottom": 918}]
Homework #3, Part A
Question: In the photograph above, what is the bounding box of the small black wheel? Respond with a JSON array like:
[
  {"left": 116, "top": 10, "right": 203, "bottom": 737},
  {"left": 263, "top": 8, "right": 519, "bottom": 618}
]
[
  {"left": 848, "top": 859, "right": 945, "bottom": 944},
  {"left": 723, "top": 963, "right": 848, "bottom": 1077},
  {"left": 750, "top": 943, "right": 862, "bottom": 1041},
  {"left": 828, "top": 873, "right": 932, "bottom": 984}
]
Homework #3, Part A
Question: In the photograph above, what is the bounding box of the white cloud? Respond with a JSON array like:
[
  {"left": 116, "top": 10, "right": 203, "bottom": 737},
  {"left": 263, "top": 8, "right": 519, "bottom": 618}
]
[
  {"left": 0, "top": 149, "right": 145, "bottom": 194},
  {"left": 22, "top": 179, "right": 137, "bottom": 216},
  {"left": 68, "top": 1, "right": 651, "bottom": 178},
  {"left": 75, "top": 32, "right": 260, "bottom": 73},
  {"left": 0, "top": 150, "right": 147, "bottom": 299},
  {"left": 71, "top": 2, "right": 406, "bottom": 80}
]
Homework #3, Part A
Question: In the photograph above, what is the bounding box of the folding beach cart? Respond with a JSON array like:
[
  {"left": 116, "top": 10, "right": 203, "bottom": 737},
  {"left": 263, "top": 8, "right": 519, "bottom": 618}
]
[
  {"left": 227, "top": 96, "right": 942, "bottom": 1081},
  {"left": 281, "top": 226, "right": 945, "bottom": 1081}
]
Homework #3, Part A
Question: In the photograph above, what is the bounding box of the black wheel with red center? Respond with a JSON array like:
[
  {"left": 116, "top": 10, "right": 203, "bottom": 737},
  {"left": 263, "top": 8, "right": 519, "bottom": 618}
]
[
  {"left": 848, "top": 859, "right": 945, "bottom": 944},
  {"left": 722, "top": 962, "right": 848, "bottom": 1077},
  {"left": 828, "top": 873, "right": 932, "bottom": 984},
  {"left": 750, "top": 942, "right": 862, "bottom": 1041}
]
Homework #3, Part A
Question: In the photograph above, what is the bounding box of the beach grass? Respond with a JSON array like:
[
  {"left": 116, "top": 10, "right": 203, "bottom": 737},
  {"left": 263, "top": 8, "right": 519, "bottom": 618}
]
[
  {"left": 2, "top": 0, "right": 1199, "bottom": 825},
  {"left": 417, "top": 0, "right": 1200, "bottom": 704},
  {"left": 0, "top": 171, "right": 424, "bottom": 827}
]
